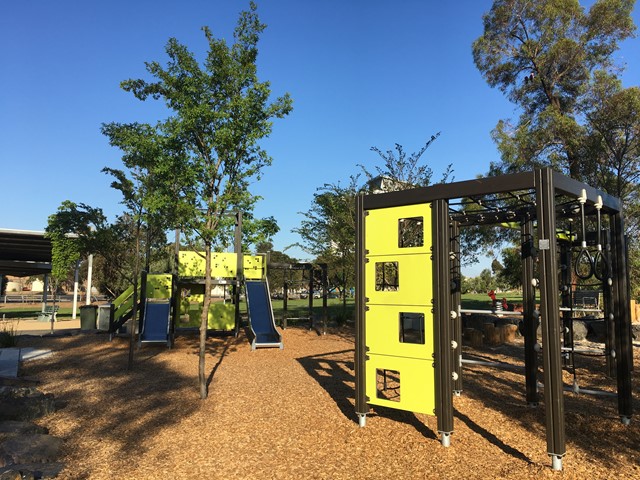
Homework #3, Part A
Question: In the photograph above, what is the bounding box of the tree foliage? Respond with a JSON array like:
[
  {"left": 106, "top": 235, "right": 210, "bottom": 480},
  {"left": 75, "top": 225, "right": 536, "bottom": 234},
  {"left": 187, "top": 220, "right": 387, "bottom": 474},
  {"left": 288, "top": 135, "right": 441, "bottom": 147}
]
[
  {"left": 294, "top": 178, "right": 359, "bottom": 316},
  {"left": 46, "top": 201, "right": 109, "bottom": 285},
  {"left": 359, "top": 133, "right": 452, "bottom": 189},
  {"left": 112, "top": 2, "right": 291, "bottom": 398},
  {"left": 474, "top": 0, "right": 636, "bottom": 178},
  {"left": 474, "top": 0, "right": 640, "bottom": 295}
]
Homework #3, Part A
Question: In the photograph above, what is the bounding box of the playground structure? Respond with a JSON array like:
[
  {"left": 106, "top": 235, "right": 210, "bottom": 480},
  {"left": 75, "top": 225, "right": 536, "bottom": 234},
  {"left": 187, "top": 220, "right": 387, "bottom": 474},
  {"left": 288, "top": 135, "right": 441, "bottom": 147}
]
[
  {"left": 268, "top": 262, "right": 329, "bottom": 333},
  {"left": 355, "top": 167, "right": 633, "bottom": 471},
  {"left": 105, "top": 251, "right": 276, "bottom": 348},
  {"left": 103, "top": 212, "right": 281, "bottom": 349}
]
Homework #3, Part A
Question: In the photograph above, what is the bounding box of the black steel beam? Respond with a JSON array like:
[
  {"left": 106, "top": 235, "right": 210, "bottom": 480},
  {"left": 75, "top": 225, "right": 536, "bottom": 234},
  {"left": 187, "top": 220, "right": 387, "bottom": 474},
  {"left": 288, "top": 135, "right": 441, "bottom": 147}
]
[
  {"left": 611, "top": 213, "right": 633, "bottom": 420},
  {"left": 363, "top": 171, "right": 536, "bottom": 210},
  {"left": 521, "top": 220, "right": 539, "bottom": 405},
  {"left": 433, "top": 199, "right": 454, "bottom": 439},
  {"left": 355, "top": 194, "right": 368, "bottom": 417},
  {"left": 551, "top": 170, "right": 621, "bottom": 213},
  {"left": 451, "top": 221, "right": 462, "bottom": 395},
  {"left": 560, "top": 243, "right": 573, "bottom": 368},
  {"left": 535, "top": 168, "right": 566, "bottom": 463}
]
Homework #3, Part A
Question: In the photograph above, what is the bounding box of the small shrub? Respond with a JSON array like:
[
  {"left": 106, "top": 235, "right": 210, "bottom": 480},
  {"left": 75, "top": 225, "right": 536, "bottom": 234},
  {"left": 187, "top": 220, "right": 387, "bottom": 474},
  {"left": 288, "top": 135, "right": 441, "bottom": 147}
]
[{"left": 0, "top": 321, "right": 19, "bottom": 348}]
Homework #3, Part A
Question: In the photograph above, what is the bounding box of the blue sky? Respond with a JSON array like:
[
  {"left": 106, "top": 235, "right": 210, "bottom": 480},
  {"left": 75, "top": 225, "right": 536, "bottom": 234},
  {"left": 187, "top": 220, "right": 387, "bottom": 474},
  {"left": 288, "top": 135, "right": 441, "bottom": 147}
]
[{"left": 1, "top": 1, "right": 639, "bottom": 275}]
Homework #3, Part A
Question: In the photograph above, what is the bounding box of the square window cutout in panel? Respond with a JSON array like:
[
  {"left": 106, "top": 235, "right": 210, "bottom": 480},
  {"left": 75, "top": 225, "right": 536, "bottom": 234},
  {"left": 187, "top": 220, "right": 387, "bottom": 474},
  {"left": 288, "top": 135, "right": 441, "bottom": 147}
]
[
  {"left": 399, "top": 312, "right": 425, "bottom": 344},
  {"left": 376, "top": 369, "right": 400, "bottom": 402},
  {"left": 375, "top": 262, "right": 399, "bottom": 291},
  {"left": 398, "top": 216, "right": 423, "bottom": 248}
]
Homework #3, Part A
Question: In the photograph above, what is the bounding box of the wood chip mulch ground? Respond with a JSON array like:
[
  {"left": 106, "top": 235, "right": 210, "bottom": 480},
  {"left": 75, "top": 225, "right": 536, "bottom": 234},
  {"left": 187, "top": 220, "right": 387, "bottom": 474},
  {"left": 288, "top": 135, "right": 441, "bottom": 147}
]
[{"left": 16, "top": 327, "right": 640, "bottom": 479}]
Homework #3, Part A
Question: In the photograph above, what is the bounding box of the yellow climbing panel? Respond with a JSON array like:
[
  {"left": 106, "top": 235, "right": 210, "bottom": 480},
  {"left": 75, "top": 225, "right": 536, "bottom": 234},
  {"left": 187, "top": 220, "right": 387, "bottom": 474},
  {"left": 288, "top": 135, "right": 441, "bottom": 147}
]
[{"left": 364, "top": 204, "right": 436, "bottom": 415}]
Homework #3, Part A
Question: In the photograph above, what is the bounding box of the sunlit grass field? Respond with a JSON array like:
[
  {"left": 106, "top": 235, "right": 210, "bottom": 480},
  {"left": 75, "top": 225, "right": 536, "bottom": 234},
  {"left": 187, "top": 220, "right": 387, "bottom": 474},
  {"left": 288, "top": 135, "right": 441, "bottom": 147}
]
[{"left": 1, "top": 293, "right": 525, "bottom": 323}]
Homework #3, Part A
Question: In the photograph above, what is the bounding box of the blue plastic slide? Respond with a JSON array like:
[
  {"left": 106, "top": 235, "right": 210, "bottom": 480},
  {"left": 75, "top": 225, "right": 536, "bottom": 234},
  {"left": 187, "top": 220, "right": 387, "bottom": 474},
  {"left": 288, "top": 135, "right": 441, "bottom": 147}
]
[
  {"left": 245, "top": 280, "right": 283, "bottom": 350},
  {"left": 139, "top": 299, "right": 172, "bottom": 347}
]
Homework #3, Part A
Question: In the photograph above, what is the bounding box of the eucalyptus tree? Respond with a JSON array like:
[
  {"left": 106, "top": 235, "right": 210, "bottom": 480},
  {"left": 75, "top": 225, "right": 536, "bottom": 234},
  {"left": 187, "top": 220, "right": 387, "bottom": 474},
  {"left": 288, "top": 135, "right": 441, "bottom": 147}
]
[
  {"left": 115, "top": 2, "right": 292, "bottom": 398},
  {"left": 473, "top": 0, "right": 639, "bottom": 293},
  {"left": 473, "top": 0, "right": 636, "bottom": 179}
]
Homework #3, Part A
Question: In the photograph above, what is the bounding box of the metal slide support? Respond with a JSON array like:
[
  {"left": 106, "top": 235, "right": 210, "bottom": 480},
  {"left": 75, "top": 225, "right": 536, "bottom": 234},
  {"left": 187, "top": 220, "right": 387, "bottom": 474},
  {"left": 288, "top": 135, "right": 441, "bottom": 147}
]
[
  {"left": 137, "top": 270, "right": 148, "bottom": 348},
  {"left": 355, "top": 194, "right": 369, "bottom": 424},
  {"left": 450, "top": 221, "right": 462, "bottom": 395},
  {"left": 535, "top": 169, "right": 566, "bottom": 469},
  {"left": 611, "top": 213, "right": 633, "bottom": 422},
  {"left": 433, "top": 199, "right": 454, "bottom": 445},
  {"left": 521, "top": 220, "right": 539, "bottom": 406}
]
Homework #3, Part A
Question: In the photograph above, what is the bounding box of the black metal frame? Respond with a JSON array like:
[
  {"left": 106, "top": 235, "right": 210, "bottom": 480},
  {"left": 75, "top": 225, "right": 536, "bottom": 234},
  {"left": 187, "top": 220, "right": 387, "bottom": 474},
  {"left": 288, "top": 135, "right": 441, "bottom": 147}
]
[
  {"left": 267, "top": 261, "right": 329, "bottom": 333},
  {"left": 355, "top": 167, "right": 633, "bottom": 470}
]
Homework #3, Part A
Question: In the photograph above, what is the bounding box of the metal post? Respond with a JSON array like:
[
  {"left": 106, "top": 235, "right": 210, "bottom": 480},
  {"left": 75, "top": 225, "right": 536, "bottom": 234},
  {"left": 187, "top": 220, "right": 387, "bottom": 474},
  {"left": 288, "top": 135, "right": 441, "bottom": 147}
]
[
  {"left": 355, "top": 194, "right": 368, "bottom": 424},
  {"left": 72, "top": 260, "right": 80, "bottom": 319},
  {"left": 321, "top": 263, "right": 328, "bottom": 334},
  {"left": 450, "top": 221, "right": 462, "bottom": 395},
  {"left": 86, "top": 254, "right": 93, "bottom": 305},
  {"left": 535, "top": 168, "right": 566, "bottom": 469},
  {"left": 560, "top": 242, "right": 573, "bottom": 367},
  {"left": 137, "top": 270, "right": 148, "bottom": 348},
  {"left": 308, "top": 265, "right": 314, "bottom": 331},
  {"left": 601, "top": 228, "right": 616, "bottom": 377},
  {"left": 433, "top": 199, "right": 454, "bottom": 445},
  {"left": 42, "top": 274, "right": 49, "bottom": 309},
  {"left": 521, "top": 220, "right": 539, "bottom": 406},
  {"left": 611, "top": 213, "right": 633, "bottom": 422},
  {"left": 234, "top": 212, "right": 243, "bottom": 337},
  {"left": 283, "top": 280, "right": 288, "bottom": 329}
]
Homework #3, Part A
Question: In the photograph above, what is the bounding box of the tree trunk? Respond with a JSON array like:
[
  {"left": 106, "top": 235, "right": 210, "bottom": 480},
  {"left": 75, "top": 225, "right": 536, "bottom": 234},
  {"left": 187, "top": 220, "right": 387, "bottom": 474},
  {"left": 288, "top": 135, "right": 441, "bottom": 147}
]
[{"left": 199, "top": 245, "right": 212, "bottom": 399}]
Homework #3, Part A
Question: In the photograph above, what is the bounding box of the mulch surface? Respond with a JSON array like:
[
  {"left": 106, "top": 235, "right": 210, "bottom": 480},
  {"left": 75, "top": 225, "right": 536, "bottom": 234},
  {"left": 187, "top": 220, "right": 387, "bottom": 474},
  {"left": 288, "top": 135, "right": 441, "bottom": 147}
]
[{"left": 16, "top": 327, "right": 640, "bottom": 479}]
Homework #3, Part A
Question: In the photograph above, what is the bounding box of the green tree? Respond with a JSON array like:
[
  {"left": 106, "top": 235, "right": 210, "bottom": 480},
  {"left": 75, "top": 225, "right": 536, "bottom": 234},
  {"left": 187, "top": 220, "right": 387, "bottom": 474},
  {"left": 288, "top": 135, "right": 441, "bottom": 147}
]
[
  {"left": 473, "top": 0, "right": 636, "bottom": 179},
  {"left": 117, "top": 2, "right": 292, "bottom": 398},
  {"left": 360, "top": 133, "right": 452, "bottom": 190},
  {"left": 498, "top": 246, "right": 522, "bottom": 289},
  {"left": 473, "top": 0, "right": 640, "bottom": 294},
  {"left": 255, "top": 241, "right": 299, "bottom": 295},
  {"left": 294, "top": 178, "right": 358, "bottom": 319},
  {"left": 46, "top": 201, "right": 109, "bottom": 331}
]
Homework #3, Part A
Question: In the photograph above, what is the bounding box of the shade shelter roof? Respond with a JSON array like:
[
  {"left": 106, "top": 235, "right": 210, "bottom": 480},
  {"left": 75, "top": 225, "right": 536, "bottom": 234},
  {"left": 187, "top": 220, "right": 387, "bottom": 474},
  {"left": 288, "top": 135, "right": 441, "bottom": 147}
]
[{"left": 0, "top": 228, "right": 52, "bottom": 277}]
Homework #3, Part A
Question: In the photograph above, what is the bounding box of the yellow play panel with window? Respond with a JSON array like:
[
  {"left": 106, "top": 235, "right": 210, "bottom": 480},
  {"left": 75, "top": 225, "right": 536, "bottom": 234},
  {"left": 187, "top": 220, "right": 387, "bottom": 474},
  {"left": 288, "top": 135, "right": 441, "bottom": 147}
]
[{"left": 363, "top": 204, "right": 436, "bottom": 415}]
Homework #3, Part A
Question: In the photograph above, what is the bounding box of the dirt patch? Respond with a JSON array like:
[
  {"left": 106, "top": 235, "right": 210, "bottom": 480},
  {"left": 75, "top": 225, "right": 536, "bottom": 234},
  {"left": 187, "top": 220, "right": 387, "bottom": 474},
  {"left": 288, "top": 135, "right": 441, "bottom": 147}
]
[{"left": 15, "top": 328, "right": 640, "bottom": 479}]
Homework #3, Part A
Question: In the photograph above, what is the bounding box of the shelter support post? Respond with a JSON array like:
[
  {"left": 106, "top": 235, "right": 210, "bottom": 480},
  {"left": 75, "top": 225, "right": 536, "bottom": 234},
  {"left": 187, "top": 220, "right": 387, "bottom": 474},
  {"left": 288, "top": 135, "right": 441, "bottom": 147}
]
[
  {"left": 433, "top": 199, "right": 454, "bottom": 445},
  {"left": 42, "top": 274, "right": 49, "bottom": 309},
  {"left": 535, "top": 168, "right": 566, "bottom": 470}
]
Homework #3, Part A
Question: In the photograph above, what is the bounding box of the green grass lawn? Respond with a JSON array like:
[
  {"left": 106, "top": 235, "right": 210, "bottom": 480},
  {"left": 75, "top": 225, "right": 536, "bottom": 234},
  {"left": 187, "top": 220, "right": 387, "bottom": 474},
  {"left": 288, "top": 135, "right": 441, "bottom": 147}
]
[
  {"left": 0, "top": 293, "right": 523, "bottom": 324},
  {"left": 461, "top": 292, "right": 523, "bottom": 310},
  {"left": 0, "top": 303, "right": 76, "bottom": 321}
]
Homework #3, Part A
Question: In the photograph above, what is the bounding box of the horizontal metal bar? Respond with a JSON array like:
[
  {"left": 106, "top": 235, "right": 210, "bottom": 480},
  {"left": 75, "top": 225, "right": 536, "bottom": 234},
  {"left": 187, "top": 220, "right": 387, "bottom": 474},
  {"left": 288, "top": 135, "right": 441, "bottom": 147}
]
[
  {"left": 363, "top": 171, "right": 536, "bottom": 210},
  {"left": 460, "top": 308, "right": 523, "bottom": 316}
]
